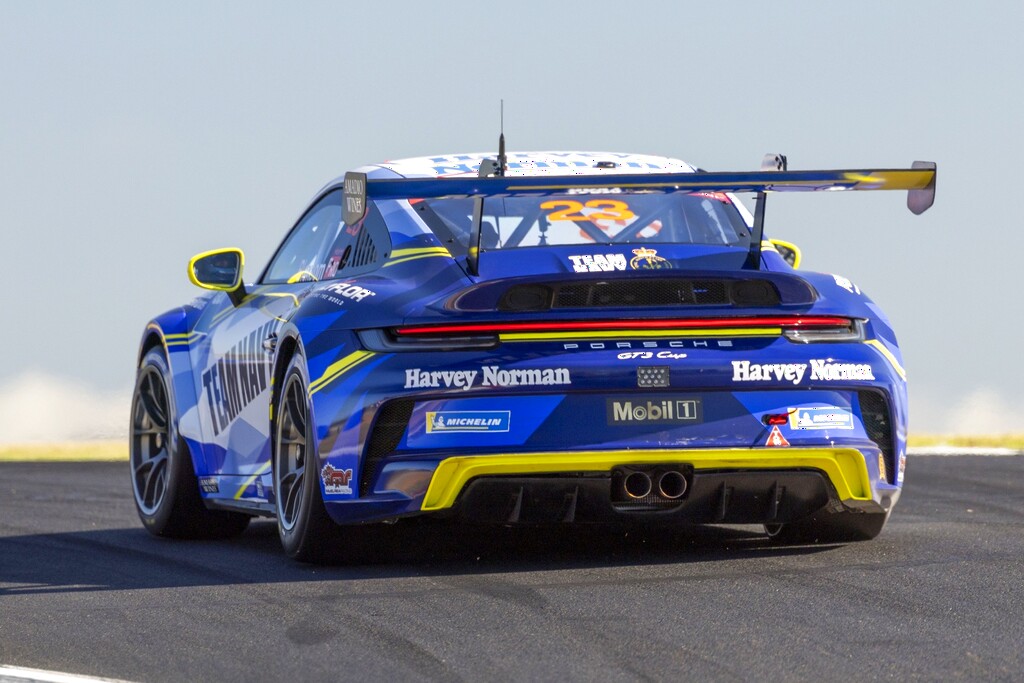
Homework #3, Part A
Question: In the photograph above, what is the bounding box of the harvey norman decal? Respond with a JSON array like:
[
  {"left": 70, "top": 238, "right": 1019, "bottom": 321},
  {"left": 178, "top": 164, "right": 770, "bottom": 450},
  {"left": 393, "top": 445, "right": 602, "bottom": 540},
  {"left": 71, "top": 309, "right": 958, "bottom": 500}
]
[
  {"left": 405, "top": 366, "right": 571, "bottom": 390},
  {"left": 731, "top": 360, "right": 874, "bottom": 385}
]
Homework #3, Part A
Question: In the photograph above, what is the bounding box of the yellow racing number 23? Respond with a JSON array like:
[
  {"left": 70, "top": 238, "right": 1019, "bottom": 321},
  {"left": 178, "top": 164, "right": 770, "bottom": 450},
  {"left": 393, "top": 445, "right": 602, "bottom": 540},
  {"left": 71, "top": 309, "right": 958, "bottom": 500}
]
[{"left": 540, "top": 199, "right": 635, "bottom": 222}]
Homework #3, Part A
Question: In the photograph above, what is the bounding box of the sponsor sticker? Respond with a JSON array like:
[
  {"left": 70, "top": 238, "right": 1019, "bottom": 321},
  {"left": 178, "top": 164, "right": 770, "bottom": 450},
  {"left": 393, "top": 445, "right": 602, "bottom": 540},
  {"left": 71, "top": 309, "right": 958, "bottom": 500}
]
[
  {"left": 897, "top": 450, "right": 906, "bottom": 485},
  {"left": 731, "top": 360, "right": 874, "bottom": 384},
  {"left": 425, "top": 410, "right": 511, "bottom": 433},
  {"left": 405, "top": 365, "right": 571, "bottom": 391},
  {"left": 789, "top": 406, "right": 855, "bottom": 430},
  {"left": 765, "top": 425, "right": 790, "bottom": 447},
  {"left": 321, "top": 464, "right": 353, "bottom": 495},
  {"left": 606, "top": 397, "right": 702, "bottom": 425},
  {"left": 832, "top": 274, "right": 861, "bottom": 295},
  {"left": 199, "top": 477, "right": 219, "bottom": 494},
  {"left": 201, "top": 320, "right": 275, "bottom": 437},
  {"left": 343, "top": 171, "right": 367, "bottom": 226},
  {"left": 629, "top": 247, "right": 672, "bottom": 270},
  {"left": 567, "top": 253, "right": 627, "bottom": 272},
  {"left": 324, "top": 282, "right": 376, "bottom": 302},
  {"left": 878, "top": 453, "right": 888, "bottom": 482}
]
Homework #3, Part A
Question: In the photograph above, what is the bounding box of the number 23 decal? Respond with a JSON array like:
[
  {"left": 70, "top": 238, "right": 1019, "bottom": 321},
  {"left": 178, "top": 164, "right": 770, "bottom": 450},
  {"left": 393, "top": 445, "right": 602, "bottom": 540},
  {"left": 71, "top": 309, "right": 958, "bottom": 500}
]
[{"left": 540, "top": 199, "right": 636, "bottom": 222}]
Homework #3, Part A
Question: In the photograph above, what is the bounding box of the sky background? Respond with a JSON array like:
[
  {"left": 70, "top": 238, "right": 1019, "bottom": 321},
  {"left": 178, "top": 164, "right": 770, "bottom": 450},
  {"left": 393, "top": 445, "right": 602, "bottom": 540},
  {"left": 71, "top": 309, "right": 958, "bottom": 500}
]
[{"left": 1, "top": 1, "right": 1021, "bottom": 441}]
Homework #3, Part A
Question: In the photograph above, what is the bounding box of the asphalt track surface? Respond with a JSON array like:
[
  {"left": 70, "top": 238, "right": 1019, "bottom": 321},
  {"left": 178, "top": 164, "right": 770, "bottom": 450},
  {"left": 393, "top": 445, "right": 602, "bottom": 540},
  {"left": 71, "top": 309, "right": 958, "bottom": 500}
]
[{"left": 2, "top": 456, "right": 1023, "bottom": 682}]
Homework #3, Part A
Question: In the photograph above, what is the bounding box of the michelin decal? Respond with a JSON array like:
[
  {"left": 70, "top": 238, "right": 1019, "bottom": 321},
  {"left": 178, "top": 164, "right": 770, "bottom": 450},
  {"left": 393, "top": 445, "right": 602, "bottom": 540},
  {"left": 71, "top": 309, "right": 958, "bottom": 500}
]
[{"left": 426, "top": 411, "right": 511, "bottom": 433}]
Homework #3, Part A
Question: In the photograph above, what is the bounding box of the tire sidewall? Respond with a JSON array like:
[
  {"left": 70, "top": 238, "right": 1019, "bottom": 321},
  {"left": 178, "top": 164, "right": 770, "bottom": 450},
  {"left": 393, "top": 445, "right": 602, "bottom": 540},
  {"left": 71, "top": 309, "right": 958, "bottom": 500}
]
[
  {"left": 130, "top": 346, "right": 186, "bottom": 532},
  {"left": 273, "top": 353, "right": 326, "bottom": 558}
]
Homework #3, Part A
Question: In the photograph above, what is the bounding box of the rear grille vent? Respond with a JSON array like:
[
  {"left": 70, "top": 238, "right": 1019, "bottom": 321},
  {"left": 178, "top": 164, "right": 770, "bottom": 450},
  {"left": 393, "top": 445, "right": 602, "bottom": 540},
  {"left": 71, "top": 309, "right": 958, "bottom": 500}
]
[
  {"left": 349, "top": 229, "right": 379, "bottom": 269},
  {"left": 858, "top": 390, "right": 894, "bottom": 484},
  {"left": 499, "top": 278, "right": 779, "bottom": 311},
  {"left": 359, "top": 399, "right": 414, "bottom": 496}
]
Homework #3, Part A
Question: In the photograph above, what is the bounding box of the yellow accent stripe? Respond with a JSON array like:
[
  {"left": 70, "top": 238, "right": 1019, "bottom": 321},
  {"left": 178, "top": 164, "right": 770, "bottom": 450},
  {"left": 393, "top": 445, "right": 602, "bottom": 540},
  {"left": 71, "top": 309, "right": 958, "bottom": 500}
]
[
  {"left": 499, "top": 327, "right": 781, "bottom": 342},
  {"left": 390, "top": 247, "right": 451, "bottom": 258},
  {"left": 509, "top": 170, "right": 934, "bottom": 193},
  {"left": 384, "top": 252, "right": 452, "bottom": 268},
  {"left": 864, "top": 339, "right": 907, "bottom": 381},
  {"left": 164, "top": 331, "right": 206, "bottom": 347},
  {"left": 309, "top": 350, "right": 376, "bottom": 395},
  {"left": 233, "top": 462, "right": 272, "bottom": 500},
  {"left": 421, "top": 447, "right": 871, "bottom": 511}
]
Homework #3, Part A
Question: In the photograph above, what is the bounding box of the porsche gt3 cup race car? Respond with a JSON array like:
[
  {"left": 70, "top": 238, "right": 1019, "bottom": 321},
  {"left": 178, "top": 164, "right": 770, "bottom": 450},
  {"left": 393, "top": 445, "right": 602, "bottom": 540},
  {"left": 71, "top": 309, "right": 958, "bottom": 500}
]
[{"left": 130, "top": 149, "right": 936, "bottom": 561}]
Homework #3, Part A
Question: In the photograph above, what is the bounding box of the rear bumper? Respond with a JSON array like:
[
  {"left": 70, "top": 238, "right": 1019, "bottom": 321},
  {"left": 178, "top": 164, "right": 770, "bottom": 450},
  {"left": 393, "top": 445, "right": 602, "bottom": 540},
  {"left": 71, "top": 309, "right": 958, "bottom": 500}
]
[
  {"left": 448, "top": 471, "right": 834, "bottom": 525},
  {"left": 422, "top": 447, "right": 874, "bottom": 511},
  {"left": 322, "top": 446, "right": 898, "bottom": 525}
]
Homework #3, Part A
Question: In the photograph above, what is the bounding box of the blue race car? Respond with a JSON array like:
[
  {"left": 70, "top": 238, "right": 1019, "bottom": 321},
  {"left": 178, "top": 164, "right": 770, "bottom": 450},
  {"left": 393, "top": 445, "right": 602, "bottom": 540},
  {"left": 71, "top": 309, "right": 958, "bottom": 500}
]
[{"left": 130, "top": 149, "right": 935, "bottom": 560}]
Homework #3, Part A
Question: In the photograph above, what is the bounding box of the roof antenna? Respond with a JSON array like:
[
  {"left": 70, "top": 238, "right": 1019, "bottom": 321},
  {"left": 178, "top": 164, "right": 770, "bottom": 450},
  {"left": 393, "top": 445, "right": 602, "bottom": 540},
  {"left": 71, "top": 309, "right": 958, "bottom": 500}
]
[
  {"left": 477, "top": 101, "right": 507, "bottom": 178},
  {"left": 496, "top": 100, "right": 507, "bottom": 177}
]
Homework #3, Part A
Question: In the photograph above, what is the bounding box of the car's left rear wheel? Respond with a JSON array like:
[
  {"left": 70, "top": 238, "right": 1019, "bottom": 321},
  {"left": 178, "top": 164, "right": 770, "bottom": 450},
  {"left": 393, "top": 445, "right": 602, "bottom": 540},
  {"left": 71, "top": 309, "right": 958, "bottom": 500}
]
[{"left": 130, "top": 346, "right": 251, "bottom": 538}]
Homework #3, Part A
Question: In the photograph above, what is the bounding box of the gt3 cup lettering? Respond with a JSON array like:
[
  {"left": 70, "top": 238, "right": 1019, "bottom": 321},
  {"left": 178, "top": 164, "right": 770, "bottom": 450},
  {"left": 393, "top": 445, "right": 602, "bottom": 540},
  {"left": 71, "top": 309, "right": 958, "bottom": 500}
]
[
  {"left": 405, "top": 366, "right": 571, "bottom": 390},
  {"left": 732, "top": 360, "right": 875, "bottom": 384},
  {"left": 617, "top": 351, "right": 688, "bottom": 360}
]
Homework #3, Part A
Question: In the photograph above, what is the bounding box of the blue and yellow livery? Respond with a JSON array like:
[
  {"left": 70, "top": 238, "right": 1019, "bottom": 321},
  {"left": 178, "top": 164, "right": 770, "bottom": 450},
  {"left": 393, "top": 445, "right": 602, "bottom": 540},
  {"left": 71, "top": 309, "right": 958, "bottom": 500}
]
[{"left": 129, "top": 150, "right": 935, "bottom": 561}]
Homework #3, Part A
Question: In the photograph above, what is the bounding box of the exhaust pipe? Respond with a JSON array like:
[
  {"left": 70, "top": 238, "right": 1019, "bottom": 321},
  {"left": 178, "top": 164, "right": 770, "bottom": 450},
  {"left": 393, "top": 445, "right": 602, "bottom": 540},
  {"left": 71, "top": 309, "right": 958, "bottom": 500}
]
[
  {"left": 656, "top": 470, "right": 688, "bottom": 500},
  {"left": 623, "top": 471, "right": 653, "bottom": 499}
]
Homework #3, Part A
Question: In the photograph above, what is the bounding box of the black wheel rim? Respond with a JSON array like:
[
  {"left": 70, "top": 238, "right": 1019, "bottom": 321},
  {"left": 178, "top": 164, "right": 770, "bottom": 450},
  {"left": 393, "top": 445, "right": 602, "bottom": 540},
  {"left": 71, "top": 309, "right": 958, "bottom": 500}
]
[
  {"left": 131, "top": 365, "right": 171, "bottom": 515},
  {"left": 275, "top": 373, "right": 308, "bottom": 531}
]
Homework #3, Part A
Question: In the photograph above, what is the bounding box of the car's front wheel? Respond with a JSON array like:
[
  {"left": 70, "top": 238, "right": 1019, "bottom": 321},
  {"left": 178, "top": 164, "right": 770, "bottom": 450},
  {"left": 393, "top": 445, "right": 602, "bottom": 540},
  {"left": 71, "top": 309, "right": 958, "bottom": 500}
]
[{"left": 130, "top": 346, "right": 251, "bottom": 538}]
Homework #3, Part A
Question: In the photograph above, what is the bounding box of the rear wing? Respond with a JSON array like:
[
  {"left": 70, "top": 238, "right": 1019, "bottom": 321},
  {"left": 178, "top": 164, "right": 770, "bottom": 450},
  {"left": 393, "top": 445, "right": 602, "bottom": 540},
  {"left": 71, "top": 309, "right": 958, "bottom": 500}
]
[{"left": 343, "top": 160, "right": 936, "bottom": 271}]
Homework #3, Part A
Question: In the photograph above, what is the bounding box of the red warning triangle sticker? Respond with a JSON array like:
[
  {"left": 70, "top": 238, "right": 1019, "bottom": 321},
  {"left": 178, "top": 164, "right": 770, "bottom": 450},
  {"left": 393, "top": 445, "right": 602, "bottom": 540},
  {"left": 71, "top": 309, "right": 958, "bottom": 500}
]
[{"left": 766, "top": 424, "right": 790, "bottom": 447}]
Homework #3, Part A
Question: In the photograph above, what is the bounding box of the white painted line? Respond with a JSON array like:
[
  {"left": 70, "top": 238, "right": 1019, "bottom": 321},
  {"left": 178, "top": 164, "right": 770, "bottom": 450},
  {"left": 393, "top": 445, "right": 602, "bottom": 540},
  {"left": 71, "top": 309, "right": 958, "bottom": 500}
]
[
  {"left": 908, "top": 446, "right": 1022, "bottom": 457},
  {"left": 0, "top": 666, "right": 135, "bottom": 683}
]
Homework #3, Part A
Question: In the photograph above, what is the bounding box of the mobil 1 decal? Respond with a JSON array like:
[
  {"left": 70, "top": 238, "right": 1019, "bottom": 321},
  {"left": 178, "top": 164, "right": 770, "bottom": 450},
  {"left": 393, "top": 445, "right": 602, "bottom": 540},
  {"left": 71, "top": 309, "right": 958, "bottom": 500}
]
[{"left": 606, "top": 395, "right": 702, "bottom": 425}]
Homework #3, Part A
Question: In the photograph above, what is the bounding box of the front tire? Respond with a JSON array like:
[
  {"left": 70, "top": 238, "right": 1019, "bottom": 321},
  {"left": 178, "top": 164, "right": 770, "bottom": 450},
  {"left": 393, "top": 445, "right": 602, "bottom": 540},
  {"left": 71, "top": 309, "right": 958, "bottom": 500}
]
[{"left": 130, "top": 346, "right": 251, "bottom": 538}]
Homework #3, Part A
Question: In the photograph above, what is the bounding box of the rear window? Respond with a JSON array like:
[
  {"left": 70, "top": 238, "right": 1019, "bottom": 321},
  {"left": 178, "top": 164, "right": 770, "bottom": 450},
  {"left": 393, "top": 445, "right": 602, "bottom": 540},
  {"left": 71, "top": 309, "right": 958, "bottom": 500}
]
[{"left": 411, "top": 190, "right": 750, "bottom": 257}]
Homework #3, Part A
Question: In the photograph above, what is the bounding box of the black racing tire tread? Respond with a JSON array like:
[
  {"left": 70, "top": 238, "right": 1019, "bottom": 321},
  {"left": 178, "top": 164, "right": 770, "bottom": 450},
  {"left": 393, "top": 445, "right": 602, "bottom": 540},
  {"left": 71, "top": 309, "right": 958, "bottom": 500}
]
[
  {"left": 765, "top": 509, "right": 888, "bottom": 545},
  {"left": 131, "top": 347, "right": 252, "bottom": 540},
  {"left": 274, "top": 354, "right": 379, "bottom": 564}
]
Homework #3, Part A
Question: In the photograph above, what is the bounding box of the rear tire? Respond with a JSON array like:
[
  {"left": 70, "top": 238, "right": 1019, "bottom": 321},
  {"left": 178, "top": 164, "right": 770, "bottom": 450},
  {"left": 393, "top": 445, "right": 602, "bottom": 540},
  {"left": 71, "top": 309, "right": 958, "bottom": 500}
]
[
  {"left": 130, "top": 346, "right": 251, "bottom": 539},
  {"left": 765, "top": 509, "right": 888, "bottom": 544},
  {"left": 272, "top": 354, "right": 346, "bottom": 562}
]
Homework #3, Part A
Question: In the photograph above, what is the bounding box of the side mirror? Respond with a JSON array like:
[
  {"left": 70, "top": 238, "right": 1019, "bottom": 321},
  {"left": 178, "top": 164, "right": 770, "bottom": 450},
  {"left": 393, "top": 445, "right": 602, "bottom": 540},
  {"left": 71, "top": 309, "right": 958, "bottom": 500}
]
[
  {"left": 188, "top": 248, "right": 246, "bottom": 294},
  {"left": 768, "top": 239, "right": 802, "bottom": 269}
]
